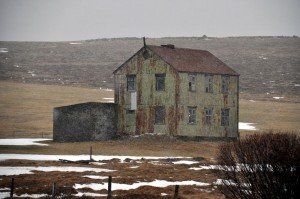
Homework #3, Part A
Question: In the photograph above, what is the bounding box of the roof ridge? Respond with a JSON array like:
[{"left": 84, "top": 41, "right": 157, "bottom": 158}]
[{"left": 147, "top": 45, "right": 209, "bottom": 52}]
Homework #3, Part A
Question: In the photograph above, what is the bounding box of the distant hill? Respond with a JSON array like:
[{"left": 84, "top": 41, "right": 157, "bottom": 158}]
[{"left": 0, "top": 37, "right": 299, "bottom": 95}]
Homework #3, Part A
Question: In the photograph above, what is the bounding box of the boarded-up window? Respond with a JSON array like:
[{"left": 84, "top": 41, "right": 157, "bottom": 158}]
[
  {"left": 127, "top": 75, "right": 136, "bottom": 91},
  {"left": 156, "top": 74, "right": 165, "bottom": 91},
  {"left": 221, "top": 75, "right": 230, "bottom": 93},
  {"left": 188, "top": 107, "right": 197, "bottom": 124},
  {"left": 155, "top": 106, "right": 165, "bottom": 124},
  {"left": 204, "top": 108, "right": 213, "bottom": 125},
  {"left": 205, "top": 75, "right": 213, "bottom": 93},
  {"left": 221, "top": 108, "right": 229, "bottom": 126},
  {"left": 189, "top": 74, "right": 196, "bottom": 91}
]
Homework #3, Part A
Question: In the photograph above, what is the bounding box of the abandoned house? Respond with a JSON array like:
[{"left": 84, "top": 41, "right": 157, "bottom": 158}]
[
  {"left": 114, "top": 41, "right": 239, "bottom": 139},
  {"left": 53, "top": 40, "right": 239, "bottom": 142}
]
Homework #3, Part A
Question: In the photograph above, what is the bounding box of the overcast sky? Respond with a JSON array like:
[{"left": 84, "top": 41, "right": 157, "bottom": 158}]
[{"left": 0, "top": 0, "right": 299, "bottom": 41}]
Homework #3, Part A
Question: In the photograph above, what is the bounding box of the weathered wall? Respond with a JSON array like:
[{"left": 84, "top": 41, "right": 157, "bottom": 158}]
[
  {"left": 114, "top": 47, "right": 238, "bottom": 138},
  {"left": 53, "top": 102, "right": 117, "bottom": 142},
  {"left": 178, "top": 73, "right": 238, "bottom": 138},
  {"left": 115, "top": 48, "right": 178, "bottom": 135}
]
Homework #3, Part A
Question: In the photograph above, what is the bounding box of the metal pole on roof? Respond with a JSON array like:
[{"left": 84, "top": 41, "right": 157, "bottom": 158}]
[{"left": 143, "top": 37, "right": 146, "bottom": 47}]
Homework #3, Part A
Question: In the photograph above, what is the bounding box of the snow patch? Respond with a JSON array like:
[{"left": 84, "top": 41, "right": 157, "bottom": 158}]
[
  {"left": 273, "top": 96, "right": 284, "bottom": 100},
  {"left": 83, "top": 175, "right": 108, "bottom": 180},
  {"left": 249, "top": 100, "right": 255, "bottom": 102},
  {"left": 213, "top": 179, "right": 250, "bottom": 187},
  {"left": 0, "top": 48, "right": 8, "bottom": 53},
  {"left": 73, "top": 192, "right": 107, "bottom": 197},
  {"left": 0, "top": 192, "right": 10, "bottom": 198},
  {"left": 239, "top": 122, "right": 256, "bottom": 131},
  {"left": 0, "top": 166, "right": 115, "bottom": 176},
  {"left": 69, "top": 42, "right": 82, "bottom": 45},
  {"left": 0, "top": 139, "right": 50, "bottom": 146},
  {"left": 103, "top": 98, "right": 114, "bottom": 100},
  {"left": 0, "top": 154, "right": 190, "bottom": 163},
  {"left": 89, "top": 162, "right": 106, "bottom": 166},
  {"left": 295, "top": 84, "right": 300, "bottom": 87},
  {"left": 258, "top": 56, "right": 268, "bottom": 60},
  {"left": 15, "top": 193, "right": 49, "bottom": 198},
  {"left": 172, "top": 160, "right": 198, "bottom": 165},
  {"left": 74, "top": 179, "right": 210, "bottom": 191},
  {"left": 129, "top": 166, "right": 139, "bottom": 169}
]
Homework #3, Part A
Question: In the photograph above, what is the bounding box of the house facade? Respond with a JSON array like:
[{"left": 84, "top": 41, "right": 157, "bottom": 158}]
[{"left": 114, "top": 43, "right": 239, "bottom": 138}]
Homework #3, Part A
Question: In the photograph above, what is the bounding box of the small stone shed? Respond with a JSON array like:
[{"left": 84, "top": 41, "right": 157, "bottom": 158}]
[{"left": 53, "top": 102, "right": 117, "bottom": 142}]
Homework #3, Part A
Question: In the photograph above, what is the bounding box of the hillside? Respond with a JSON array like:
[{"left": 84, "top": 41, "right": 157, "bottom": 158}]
[{"left": 0, "top": 37, "right": 299, "bottom": 95}]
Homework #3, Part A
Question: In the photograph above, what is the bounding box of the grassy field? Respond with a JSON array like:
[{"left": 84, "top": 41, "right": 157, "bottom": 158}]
[
  {"left": 0, "top": 81, "right": 113, "bottom": 138},
  {"left": 0, "top": 81, "right": 299, "bottom": 198},
  {"left": 0, "top": 80, "right": 299, "bottom": 138}
]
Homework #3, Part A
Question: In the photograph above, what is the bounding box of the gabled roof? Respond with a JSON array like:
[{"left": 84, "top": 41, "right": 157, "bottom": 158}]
[
  {"left": 147, "top": 45, "right": 239, "bottom": 76},
  {"left": 114, "top": 45, "right": 239, "bottom": 76}
]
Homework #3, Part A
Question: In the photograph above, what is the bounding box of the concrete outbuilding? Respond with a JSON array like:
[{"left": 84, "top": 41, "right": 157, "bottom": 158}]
[{"left": 53, "top": 102, "right": 117, "bottom": 142}]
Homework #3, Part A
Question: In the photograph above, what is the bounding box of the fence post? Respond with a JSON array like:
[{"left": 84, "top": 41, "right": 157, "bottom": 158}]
[
  {"left": 107, "top": 176, "right": 112, "bottom": 199},
  {"left": 10, "top": 178, "right": 14, "bottom": 198},
  {"left": 174, "top": 185, "right": 179, "bottom": 199},
  {"left": 52, "top": 182, "right": 56, "bottom": 198},
  {"left": 90, "top": 146, "right": 93, "bottom": 161}
]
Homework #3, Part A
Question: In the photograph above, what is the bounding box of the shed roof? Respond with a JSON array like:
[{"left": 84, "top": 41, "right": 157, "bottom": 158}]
[{"left": 147, "top": 45, "right": 239, "bottom": 76}]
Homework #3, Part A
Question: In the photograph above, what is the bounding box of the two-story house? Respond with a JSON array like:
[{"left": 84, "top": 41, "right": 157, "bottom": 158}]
[{"left": 114, "top": 42, "right": 239, "bottom": 139}]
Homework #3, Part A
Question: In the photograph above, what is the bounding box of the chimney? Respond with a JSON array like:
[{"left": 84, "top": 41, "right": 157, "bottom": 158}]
[
  {"left": 143, "top": 37, "right": 146, "bottom": 47},
  {"left": 161, "top": 44, "right": 175, "bottom": 49}
]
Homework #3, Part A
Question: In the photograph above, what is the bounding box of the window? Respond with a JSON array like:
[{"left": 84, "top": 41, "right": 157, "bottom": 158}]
[
  {"left": 189, "top": 74, "right": 196, "bottom": 91},
  {"left": 127, "top": 75, "right": 136, "bottom": 91},
  {"left": 155, "top": 74, "right": 165, "bottom": 91},
  {"left": 221, "top": 75, "right": 229, "bottom": 93},
  {"left": 205, "top": 75, "right": 213, "bottom": 93},
  {"left": 221, "top": 108, "right": 229, "bottom": 126},
  {"left": 126, "top": 110, "right": 135, "bottom": 114},
  {"left": 155, "top": 106, "right": 165, "bottom": 124},
  {"left": 188, "top": 107, "right": 197, "bottom": 124},
  {"left": 204, "top": 108, "right": 213, "bottom": 125}
]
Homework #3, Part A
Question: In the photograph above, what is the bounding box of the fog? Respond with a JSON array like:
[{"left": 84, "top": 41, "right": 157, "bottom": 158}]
[{"left": 0, "top": 0, "right": 299, "bottom": 41}]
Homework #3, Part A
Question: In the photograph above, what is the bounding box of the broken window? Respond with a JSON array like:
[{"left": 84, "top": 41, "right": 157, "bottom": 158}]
[
  {"left": 189, "top": 74, "right": 196, "bottom": 91},
  {"left": 221, "top": 75, "right": 230, "bottom": 93},
  {"left": 127, "top": 75, "right": 136, "bottom": 91},
  {"left": 221, "top": 108, "right": 229, "bottom": 126},
  {"left": 188, "top": 107, "right": 197, "bottom": 124},
  {"left": 205, "top": 74, "right": 213, "bottom": 93},
  {"left": 155, "top": 74, "right": 165, "bottom": 91},
  {"left": 155, "top": 106, "right": 165, "bottom": 124},
  {"left": 204, "top": 108, "right": 213, "bottom": 125}
]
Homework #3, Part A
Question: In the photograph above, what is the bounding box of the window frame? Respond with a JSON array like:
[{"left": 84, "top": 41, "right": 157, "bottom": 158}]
[
  {"left": 221, "top": 108, "right": 230, "bottom": 126},
  {"left": 221, "top": 75, "right": 230, "bottom": 94},
  {"left": 155, "top": 74, "right": 166, "bottom": 91},
  {"left": 205, "top": 74, "right": 213, "bottom": 93},
  {"left": 188, "top": 74, "right": 196, "bottom": 92},
  {"left": 155, "top": 106, "right": 165, "bottom": 124},
  {"left": 188, "top": 106, "right": 197, "bottom": 124},
  {"left": 204, "top": 107, "right": 213, "bottom": 125},
  {"left": 127, "top": 74, "right": 136, "bottom": 91}
]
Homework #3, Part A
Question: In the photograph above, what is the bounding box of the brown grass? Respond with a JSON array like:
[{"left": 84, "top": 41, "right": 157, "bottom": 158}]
[
  {"left": 0, "top": 158, "right": 224, "bottom": 199},
  {"left": 0, "top": 81, "right": 113, "bottom": 138},
  {"left": 239, "top": 99, "right": 300, "bottom": 136}
]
